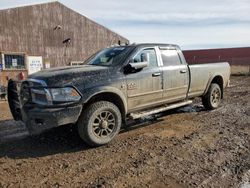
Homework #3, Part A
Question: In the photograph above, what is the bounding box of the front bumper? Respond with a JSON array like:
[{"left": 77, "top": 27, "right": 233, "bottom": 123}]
[
  {"left": 7, "top": 79, "right": 82, "bottom": 135},
  {"left": 23, "top": 105, "right": 82, "bottom": 135}
]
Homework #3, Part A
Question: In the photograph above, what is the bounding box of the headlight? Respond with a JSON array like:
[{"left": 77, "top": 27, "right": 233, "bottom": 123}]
[
  {"left": 50, "top": 87, "right": 81, "bottom": 102},
  {"left": 31, "top": 87, "right": 81, "bottom": 105}
]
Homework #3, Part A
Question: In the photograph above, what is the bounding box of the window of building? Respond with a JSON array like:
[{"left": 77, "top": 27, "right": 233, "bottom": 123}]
[
  {"left": 133, "top": 49, "right": 158, "bottom": 67},
  {"left": 3, "top": 54, "right": 25, "bottom": 70},
  {"left": 160, "top": 49, "right": 182, "bottom": 66}
]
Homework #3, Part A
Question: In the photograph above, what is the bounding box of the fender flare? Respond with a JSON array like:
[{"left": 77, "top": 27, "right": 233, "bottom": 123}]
[
  {"left": 203, "top": 74, "right": 224, "bottom": 97},
  {"left": 81, "top": 86, "right": 128, "bottom": 115}
]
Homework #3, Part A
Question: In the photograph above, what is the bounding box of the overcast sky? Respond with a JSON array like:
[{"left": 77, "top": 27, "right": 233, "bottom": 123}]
[{"left": 1, "top": 0, "right": 250, "bottom": 50}]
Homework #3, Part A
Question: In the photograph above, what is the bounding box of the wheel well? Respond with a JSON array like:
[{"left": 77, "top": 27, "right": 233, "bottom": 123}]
[
  {"left": 211, "top": 76, "right": 224, "bottom": 98},
  {"left": 85, "top": 92, "right": 126, "bottom": 122}
]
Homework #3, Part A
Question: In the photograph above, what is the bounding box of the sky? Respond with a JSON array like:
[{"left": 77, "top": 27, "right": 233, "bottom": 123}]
[{"left": 0, "top": 0, "right": 250, "bottom": 50}]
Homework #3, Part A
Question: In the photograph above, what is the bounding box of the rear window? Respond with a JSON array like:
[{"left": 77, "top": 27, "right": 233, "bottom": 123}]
[{"left": 160, "top": 49, "right": 182, "bottom": 66}]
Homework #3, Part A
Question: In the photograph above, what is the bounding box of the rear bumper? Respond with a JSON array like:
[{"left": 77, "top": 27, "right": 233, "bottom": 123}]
[{"left": 23, "top": 105, "right": 82, "bottom": 135}]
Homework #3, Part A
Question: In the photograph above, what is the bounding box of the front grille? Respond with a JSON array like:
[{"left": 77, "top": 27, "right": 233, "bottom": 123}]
[
  {"left": 30, "top": 81, "right": 43, "bottom": 87},
  {"left": 20, "top": 81, "right": 31, "bottom": 105},
  {"left": 33, "top": 91, "right": 48, "bottom": 104},
  {"left": 20, "top": 80, "right": 44, "bottom": 105}
]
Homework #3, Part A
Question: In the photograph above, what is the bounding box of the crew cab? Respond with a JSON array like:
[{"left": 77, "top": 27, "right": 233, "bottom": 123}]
[{"left": 8, "top": 43, "right": 230, "bottom": 146}]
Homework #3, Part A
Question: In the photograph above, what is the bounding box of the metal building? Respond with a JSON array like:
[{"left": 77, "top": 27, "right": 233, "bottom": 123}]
[
  {"left": 183, "top": 47, "right": 250, "bottom": 75},
  {"left": 0, "top": 2, "right": 128, "bottom": 86}
]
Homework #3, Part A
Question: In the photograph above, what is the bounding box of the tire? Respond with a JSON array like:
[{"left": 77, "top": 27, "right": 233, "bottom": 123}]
[
  {"left": 202, "top": 83, "right": 222, "bottom": 110},
  {"left": 77, "top": 101, "right": 122, "bottom": 147}
]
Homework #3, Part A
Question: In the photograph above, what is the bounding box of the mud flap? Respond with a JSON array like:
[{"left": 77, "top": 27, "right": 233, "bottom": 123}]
[{"left": 7, "top": 79, "right": 22, "bottom": 121}]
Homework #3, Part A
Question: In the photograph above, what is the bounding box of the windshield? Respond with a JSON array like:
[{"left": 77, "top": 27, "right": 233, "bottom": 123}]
[{"left": 87, "top": 46, "right": 133, "bottom": 66}]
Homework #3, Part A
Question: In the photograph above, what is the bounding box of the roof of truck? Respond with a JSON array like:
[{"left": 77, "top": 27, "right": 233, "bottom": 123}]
[{"left": 124, "top": 43, "right": 180, "bottom": 49}]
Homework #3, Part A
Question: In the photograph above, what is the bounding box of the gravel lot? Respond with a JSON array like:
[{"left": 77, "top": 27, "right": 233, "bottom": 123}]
[{"left": 0, "top": 76, "right": 249, "bottom": 188}]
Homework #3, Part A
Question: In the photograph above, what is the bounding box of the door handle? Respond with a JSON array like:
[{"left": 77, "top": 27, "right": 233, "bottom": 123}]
[
  {"left": 152, "top": 72, "right": 161, "bottom": 77},
  {"left": 180, "top": 70, "right": 187, "bottom": 73}
]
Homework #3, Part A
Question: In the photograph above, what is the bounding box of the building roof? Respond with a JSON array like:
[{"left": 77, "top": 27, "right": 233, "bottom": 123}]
[{"left": 126, "top": 43, "right": 180, "bottom": 48}]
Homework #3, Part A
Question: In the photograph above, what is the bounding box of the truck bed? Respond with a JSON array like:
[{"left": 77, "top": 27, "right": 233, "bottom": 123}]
[{"left": 188, "top": 62, "right": 230, "bottom": 98}]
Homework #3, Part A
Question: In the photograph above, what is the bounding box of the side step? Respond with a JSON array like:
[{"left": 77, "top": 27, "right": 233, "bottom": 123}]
[{"left": 129, "top": 100, "right": 193, "bottom": 119}]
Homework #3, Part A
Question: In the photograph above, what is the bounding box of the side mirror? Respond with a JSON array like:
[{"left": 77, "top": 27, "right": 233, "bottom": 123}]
[
  {"left": 124, "top": 61, "right": 148, "bottom": 74},
  {"left": 124, "top": 52, "right": 149, "bottom": 74},
  {"left": 129, "top": 61, "right": 148, "bottom": 69}
]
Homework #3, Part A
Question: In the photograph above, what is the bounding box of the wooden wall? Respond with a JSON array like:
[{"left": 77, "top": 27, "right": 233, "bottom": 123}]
[{"left": 0, "top": 2, "right": 129, "bottom": 86}]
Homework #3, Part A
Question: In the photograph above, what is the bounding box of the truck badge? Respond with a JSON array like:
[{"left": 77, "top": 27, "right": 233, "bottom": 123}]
[{"left": 127, "top": 82, "right": 137, "bottom": 90}]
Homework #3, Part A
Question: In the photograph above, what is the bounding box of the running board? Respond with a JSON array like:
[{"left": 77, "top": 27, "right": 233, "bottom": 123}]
[{"left": 129, "top": 100, "right": 193, "bottom": 119}]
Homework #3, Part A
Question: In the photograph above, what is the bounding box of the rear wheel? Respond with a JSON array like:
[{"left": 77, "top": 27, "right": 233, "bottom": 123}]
[
  {"left": 202, "top": 83, "right": 222, "bottom": 110},
  {"left": 77, "top": 101, "right": 121, "bottom": 146}
]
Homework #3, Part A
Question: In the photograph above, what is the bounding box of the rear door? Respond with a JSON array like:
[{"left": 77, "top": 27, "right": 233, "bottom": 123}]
[
  {"left": 160, "top": 47, "right": 189, "bottom": 102},
  {"left": 126, "top": 47, "right": 163, "bottom": 111}
]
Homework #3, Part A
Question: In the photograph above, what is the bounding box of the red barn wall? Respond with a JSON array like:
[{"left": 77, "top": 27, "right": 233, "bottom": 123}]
[{"left": 183, "top": 47, "right": 250, "bottom": 74}]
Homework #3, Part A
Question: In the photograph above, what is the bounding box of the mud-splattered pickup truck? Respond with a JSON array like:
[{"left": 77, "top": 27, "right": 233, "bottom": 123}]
[{"left": 8, "top": 43, "right": 230, "bottom": 146}]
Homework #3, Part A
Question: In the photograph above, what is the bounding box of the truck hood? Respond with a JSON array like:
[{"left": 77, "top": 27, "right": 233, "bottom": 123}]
[{"left": 28, "top": 65, "right": 112, "bottom": 86}]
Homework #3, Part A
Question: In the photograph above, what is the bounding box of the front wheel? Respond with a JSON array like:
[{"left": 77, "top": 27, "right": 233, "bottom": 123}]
[
  {"left": 77, "top": 101, "right": 121, "bottom": 147},
  {"left": 202, "top": 83, "right": 222, "bottom": 110}
]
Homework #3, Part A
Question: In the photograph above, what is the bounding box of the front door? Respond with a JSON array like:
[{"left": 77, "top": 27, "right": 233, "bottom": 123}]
[{"left": 126, "top": 48, "right": 163, "bottom": 112}]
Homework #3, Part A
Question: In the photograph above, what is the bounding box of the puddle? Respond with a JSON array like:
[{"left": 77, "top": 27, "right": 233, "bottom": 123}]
[
  {"left": 176, "top": 104, "right": 204, "bottom": 113},
  {"left": 125, "top": 104, "right": 204, "bottom": 131}
]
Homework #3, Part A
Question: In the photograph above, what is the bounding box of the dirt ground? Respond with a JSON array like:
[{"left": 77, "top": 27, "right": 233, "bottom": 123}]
[{"left": 0, "top": 76, "right": 249, "bottom": 188}]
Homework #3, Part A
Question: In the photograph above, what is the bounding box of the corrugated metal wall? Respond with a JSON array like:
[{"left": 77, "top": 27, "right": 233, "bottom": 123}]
[{"left": 183, "top": 47, "right": 250, "bottom": 66}]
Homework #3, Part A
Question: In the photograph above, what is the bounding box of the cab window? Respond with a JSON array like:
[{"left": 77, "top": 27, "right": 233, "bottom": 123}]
[
  {"left": 133, "top": 49, "right": 158, "bottom": 67},
  {"left": 160, "top": 49, "right": 182, "bottom": 66}
]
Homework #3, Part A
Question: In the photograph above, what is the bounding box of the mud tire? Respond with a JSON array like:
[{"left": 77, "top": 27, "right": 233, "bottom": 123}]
[
  {"left": 202, "top": 83, "right": 222, "bottom": 110},
  {"left": 77, "top": 101, "right": 121, "bottom": 147}
]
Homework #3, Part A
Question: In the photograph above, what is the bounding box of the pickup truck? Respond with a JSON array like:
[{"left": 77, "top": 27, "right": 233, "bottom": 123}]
[{"left": 8, "top": 43, "right": 230, "bottom": 146}]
